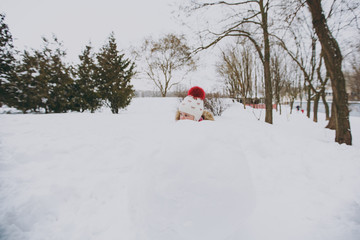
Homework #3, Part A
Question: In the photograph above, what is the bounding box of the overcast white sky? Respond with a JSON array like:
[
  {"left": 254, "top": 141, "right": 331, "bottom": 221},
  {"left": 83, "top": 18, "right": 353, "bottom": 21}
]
[
  {"left": 1, "top": 0, "right": 179, "bottom": 59},
  {"left": 1, "top": 0, "right": 220, "bottom": 91}
]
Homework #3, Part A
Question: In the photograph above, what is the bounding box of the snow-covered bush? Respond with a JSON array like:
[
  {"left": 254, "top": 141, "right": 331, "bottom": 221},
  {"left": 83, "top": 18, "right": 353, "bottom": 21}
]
[{"left": 204, "top": 92, "right": 229, "bottom": 116}]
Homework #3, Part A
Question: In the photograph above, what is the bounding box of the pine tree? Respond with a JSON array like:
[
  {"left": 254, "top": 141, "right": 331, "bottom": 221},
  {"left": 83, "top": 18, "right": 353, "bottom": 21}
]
[
  {"left": 74, "top": 44, "right": 101, "bottom": 112},
  {"left": 11, "top": 37, "right": 73, "bottom": 113},
  {"left": 12, "top": 50, "right": 42, "bottom": 112},
  {"left": 96, "top": 33, "right": 135, "bottom": 113},
  {"left": 0, "top": 13, "right": 15, "bottom": 107},
  {"left": 36, "top": 36, "right": 73, "bottom": 113}
]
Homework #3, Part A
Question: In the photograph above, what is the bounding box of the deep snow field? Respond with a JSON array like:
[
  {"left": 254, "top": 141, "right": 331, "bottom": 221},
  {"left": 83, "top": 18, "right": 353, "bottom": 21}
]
[{"left": 1, "top": 97, "right": 360, "bottom": 240}]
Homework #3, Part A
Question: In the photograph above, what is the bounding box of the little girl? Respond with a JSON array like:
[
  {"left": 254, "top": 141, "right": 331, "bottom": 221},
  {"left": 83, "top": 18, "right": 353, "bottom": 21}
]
[{"left": 175, "top": 86, "right": 214, "bottom": 121}]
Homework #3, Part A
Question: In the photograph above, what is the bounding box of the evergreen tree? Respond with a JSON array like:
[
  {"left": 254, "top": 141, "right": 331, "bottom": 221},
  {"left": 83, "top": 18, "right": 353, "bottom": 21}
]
[
  {"left": 11, "top": 50, "right": 42, "bottom": 112},
  {"left": 10, "top": 36, "right": 73, "bottom": 113},
  {"left": 0, "top": 13, "right": 15, "bottom": 107},
  {"left": 36, "top": 36, "right": 73, "bottom": 113},
  {"left": 74, "top": 44, "right": 101, "bottom": 112},
  {"left": 96, "top": 33, "right": 135, "bottom": 113}
]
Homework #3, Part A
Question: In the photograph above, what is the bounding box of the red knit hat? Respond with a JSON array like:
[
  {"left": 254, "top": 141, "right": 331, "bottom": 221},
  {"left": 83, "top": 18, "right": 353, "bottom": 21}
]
[{"left": 179, "top": 86, "right": 206, "bottom": 121}]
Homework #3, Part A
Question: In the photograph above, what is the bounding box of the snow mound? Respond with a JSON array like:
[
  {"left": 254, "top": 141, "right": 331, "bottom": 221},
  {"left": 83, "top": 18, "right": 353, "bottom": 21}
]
[
  {"left": 1, "top": 98, "right": 360, "bottom": 240},
  {"left": 128, "top": 120, "right": 254, "bottom": 240}
]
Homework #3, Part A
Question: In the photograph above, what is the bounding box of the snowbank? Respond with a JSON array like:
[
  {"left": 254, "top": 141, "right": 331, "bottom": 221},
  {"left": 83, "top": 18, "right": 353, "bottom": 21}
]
[
  {"left": 0, "top": 97, "right": 360, "bottom": 240},
  {"left": 128, "top": 120, "right": 254, "bottom": 240}
]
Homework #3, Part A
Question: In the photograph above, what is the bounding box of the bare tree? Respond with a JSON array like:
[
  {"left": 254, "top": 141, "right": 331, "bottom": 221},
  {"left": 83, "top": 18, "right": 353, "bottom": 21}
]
[
  {"left": 217, "top": 45, "right": 254, "bottom": 108},
  {"left": 275, "top": 28, "right": 329, "bottom": 123},
  {"left": 134, "top": 34, "right": 196, "bottom": 97},
  {"left": 306, "top": 0, "right": 352, "bottom": 145},
  {"left": 284, "top": 74, "right": 302, "bottom": 114},
  {"left": 270, "top": 49, "right": 288, "bottom": 115},
  {"left": 312, "top": 55, "right": 330, "bottom": 122},
  {"left": 346, "top": 43, "right": 360, "bottom": 101},
  {"left": 347, "top": 66, "right": 360, "bottom": 101},
  {"left": 321, "top": 88, "right": 330, "bottom": 121},
  {"left": 184, "top": 0, "right": 274, "bottom": 123}
]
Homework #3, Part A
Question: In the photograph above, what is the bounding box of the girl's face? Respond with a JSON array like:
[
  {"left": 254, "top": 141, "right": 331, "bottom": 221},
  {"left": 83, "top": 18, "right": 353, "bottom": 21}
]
[{"left": 179, "top": 111, "right": 195, "bottom": 120}]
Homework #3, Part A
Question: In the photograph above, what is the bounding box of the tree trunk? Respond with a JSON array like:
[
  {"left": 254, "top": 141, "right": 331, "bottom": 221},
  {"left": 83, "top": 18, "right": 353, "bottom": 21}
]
[
  {"left": 261, "top": 0, "right": 273, "bottom": 124},
  {"left": 307, "top": 87, "right": 311, "bottom": 118},
  {"left": 279, "top": 103, "right": 282, "bottom": 115},
  {"left": 290, "top": 99, "right": 294, "bottom": 114},
  {"left": 275, "top": 85, "right": 280, "bottom": 114},
  {"left": 298, "top": 82, "right": 303, "bottom": 110},
  {"left": 326, "top": 101, "right": 336, "bottom": 130},
  {"left": 306, "top": 0, "right": 352, "bottom": 145},
  {"left": 161, "top": 89, "right": 167, "bottom": 97},
  {"left": 313, "top": 92, "right": 320, "bottom": 123},
  {"left": 321, "top": 90, "right": 330, "bottom": 120}
]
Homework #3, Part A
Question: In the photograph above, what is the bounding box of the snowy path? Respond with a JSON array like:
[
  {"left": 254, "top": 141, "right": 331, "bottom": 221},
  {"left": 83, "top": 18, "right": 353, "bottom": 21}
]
[{"left": 1, "top": 98, "right": 360, "bottom": 240}]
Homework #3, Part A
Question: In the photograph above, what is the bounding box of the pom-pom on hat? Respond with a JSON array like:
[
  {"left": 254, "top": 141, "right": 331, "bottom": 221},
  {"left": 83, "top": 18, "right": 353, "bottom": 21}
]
[
  {"left": 188, "top": 86, "right": 206, "bottom": 100},
  {"left": 179, "top": 86, "right": 205, "bottom": 121}
]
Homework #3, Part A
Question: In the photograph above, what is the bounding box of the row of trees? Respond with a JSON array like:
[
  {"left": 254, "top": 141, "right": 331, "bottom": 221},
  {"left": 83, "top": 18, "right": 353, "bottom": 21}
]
[
  {"left": 175, "top": 0, "right": 359, "bottom": 145},
  {"left": 216, "top": 42, "right": 328, "bottom": 119},
  {"left": 0, "top": 14, "right": 135, "bottom": 114}
]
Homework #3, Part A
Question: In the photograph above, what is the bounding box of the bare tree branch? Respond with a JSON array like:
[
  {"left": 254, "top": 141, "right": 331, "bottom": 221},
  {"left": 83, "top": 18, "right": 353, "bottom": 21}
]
[{"left": 201, "top": 1, "right": 259, "bottom": 7}]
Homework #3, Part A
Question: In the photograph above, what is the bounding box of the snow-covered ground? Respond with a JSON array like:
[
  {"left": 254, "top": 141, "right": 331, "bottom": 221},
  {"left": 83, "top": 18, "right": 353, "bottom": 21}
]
[{"left": 0, "top": 97, "right": 360, "bottom": 240}]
